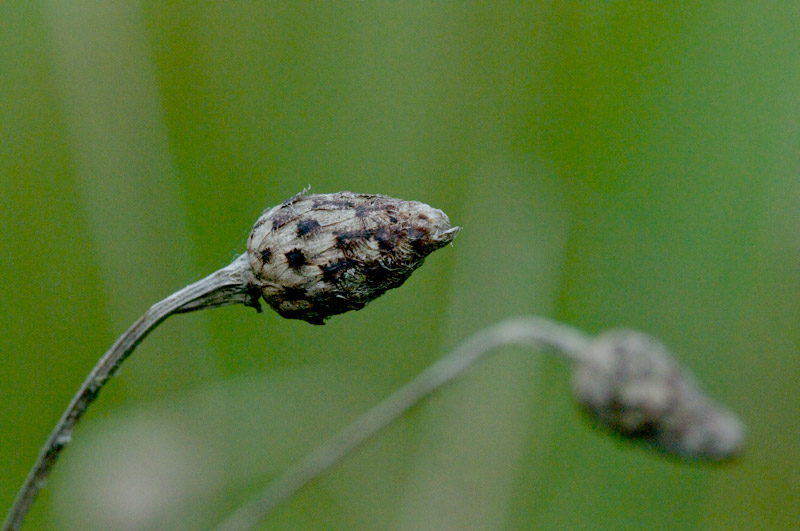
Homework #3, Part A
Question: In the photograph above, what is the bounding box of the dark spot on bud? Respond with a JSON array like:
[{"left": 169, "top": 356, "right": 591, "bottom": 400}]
[
  {"left": 335, "top": 229, "right": 372, "bottom": 254},
  {"left": 321, "top": 258, "right": 358, "bottom": 283},
  {"left": 271, "top": 208, "right": 295, "bottom": 231},
  {"left": 285, "top": 248, "right": 307, "bottom": 269},
  {"left": 302, "top": 290, "right": 366, "bottom": 324},
  {"left": 361, "top": 259, "right": 412, "bottom": 288},
  {"left": 375, "top": 225, "right": 400, "bottom": 251},
  {"left": 408, "top": 226, "right": 430, "bottom": 240},
  {"left": 407, "top": 226, "right": 431, "bottom": 252},
  {"left": 625, "top": 420, "right": 661, "bottom": 441},
  {"left": 260, "top": 248, "right": 272, "bottom": 264},
  {"left": 281, "top": 286, "right": 307, "bottom": 300},
  {"left": 297, "top": 217, "right": 321, "bottom": 237},
  {"left": 355, "top": 204, "right": 382, "bottom": 218}
]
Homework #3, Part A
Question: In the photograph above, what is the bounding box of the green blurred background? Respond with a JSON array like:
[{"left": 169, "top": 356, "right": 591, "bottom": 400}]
[{"left": 2, "top": 2, "right": 798, "bottom": 529}]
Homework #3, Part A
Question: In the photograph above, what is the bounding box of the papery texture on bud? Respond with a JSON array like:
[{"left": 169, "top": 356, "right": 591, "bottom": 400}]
[
  {"left": 246, "top": 191, "right": 460, "bottom": 325},
  {"left": 571, "top": 330, "right": 745, "bottom": 460}
]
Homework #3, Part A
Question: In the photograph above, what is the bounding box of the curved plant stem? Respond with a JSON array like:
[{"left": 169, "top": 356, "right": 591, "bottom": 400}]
[
  {"left": 3, "top": 254, "right": 260, "bottom": 531},
  {"left": 213, "top": 316, "right": 590, "bottom": 531}
]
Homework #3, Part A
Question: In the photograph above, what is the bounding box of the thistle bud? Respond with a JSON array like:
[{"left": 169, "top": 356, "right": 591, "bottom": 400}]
[
  {"left": 571, "top": 330, "right": 745, "bottom": 460},
  {"left": 246, "top": 191, "right": 460, "bottom": 325}
]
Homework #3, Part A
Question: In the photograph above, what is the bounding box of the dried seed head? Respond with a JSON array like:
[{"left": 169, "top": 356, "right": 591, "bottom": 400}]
[
  {"left": 571, "top": 330, "right": 745, "bottom": 461},
  {"left": 246, "top": 191, "right": 460, "bottom": 324}
]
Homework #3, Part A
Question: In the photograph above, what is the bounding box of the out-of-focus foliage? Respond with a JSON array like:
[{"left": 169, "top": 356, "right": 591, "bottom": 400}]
[{"left": 1, "top": 2, "right": 797, "bottom": 529}]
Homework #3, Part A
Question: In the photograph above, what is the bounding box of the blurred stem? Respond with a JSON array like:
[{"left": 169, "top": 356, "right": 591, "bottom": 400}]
[
  {"left": 213, "top": 316, "right": 590, "bottom": 531},
  {"left": 2, "top": 254, "right": 260, "bottom": 531}
]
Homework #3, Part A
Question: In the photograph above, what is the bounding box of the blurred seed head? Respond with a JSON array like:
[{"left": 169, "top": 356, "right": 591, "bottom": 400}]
[
  {"left": 247, "top": 191, "right": 460, "bottom": 324},
  {"left": 571, "top": 329, "right": 745, "bottom": 461}
]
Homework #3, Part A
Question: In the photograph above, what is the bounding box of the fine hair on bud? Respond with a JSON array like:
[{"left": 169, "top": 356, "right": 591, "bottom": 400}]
[
  {"left": 247, "top": 191, "right": 461, "bottom": 324},
  {"left": 571, "top": 329, "right": 745, "bottom": 461}
]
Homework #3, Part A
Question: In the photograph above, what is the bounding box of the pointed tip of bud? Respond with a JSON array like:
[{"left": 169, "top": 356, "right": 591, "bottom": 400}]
[
  {"left": 246, "top": 191, "right": 459, "bottom": 324},
  {"left": 571, "top": 329, "right": 745, "bottom": 461}
]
